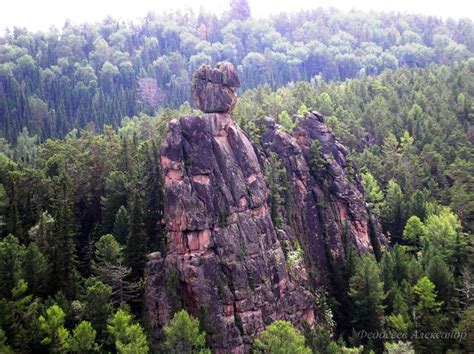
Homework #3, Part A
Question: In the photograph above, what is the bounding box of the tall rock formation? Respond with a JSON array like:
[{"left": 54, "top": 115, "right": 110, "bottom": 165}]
[
  {"left": 145, "top": 63, "right": 383, "bottom": 352},
  {"left": 258, "top": 113, "right": 382, "bottom": 285},
  {"left": 146, "top": 112, "right": 315, "bottom": 352}
]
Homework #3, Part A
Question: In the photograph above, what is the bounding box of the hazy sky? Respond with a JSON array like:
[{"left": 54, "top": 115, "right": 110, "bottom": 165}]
[{"left": 2, "top": 0, "right": 473, "bottom": 32}]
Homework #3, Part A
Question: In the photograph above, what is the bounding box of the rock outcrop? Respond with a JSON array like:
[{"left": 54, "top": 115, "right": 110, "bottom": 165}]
[
  {"left": 259, "top": 112, "right": 383, "bottom": 285},
  {"left": 145, "top": 66, "right": 384, "bottom": 352},
  {"left": 192, "top": 62, "right": 240, "bottom": 113},
  {"left": 146, "top": 113, "right": 315, "bottom": 352}
]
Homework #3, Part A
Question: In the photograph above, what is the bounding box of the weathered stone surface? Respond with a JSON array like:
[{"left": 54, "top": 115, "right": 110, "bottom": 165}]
[
  {"left": 192, "top": 62, "right": 240, "bottom": 113},
  {"left": 259, "top": 111, "right": 384, "bottom": 283},
  {"left": 145, "top": 113, "right": 314, "bottom": 353}
]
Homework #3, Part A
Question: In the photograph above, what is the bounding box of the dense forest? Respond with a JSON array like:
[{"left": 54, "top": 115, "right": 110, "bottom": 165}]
[
  {"left": 1, "top": 3, "right": 474, "bottom": 142},
  {"left": 0, "top": 1, "right": 473, "bottom": 353}
]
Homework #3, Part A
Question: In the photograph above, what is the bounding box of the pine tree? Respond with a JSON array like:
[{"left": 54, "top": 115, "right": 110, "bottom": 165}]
[
  {"left": 162, "top": 310, "right": 210, "bottom": 354},
  {"left": 412, "top": 277, "right": 444, "bottom": 352},
  {"left": 92, "top": 234, "right": 139, "bottom": 305},
  {"left": 402, "top": 216, "right": 426, "bottom": 248},
  {"left": 230, "top": 0, "right": 251, "bottom": 20},
  {"left": 3, "top": 279, "right": 42, "bottom": 352},
  {"left": 361, "top": 171, "right": 385, "bottom": 215},
  {"left": 101, "top": 171, "right": 128, "bottom": 234},
  {"left": 253, "top": 320, "right": 311, "bottom": 354},
  {"left": 349, "top": 255, "right": 385, "bottom": 347},
  {"left": 68, "top": 321, "right": 99, "bottom": 353},
  {"left": 427, "top": 256, "right": 453, "bottom": 306},
  {"left": 0, "top": 234, "right": 25, "bottom": 299},
  {"left": 107, "top": 308, "right": 149, "bottom": 353},
  {"left": 309, "top": 140, "right": 327, "bottom": 186},
  {"left": 83, "top": 277, "right": 112, "bottom": 338},
  {"left": 38, "top": 304, "right": 70, "bottom": 353}
]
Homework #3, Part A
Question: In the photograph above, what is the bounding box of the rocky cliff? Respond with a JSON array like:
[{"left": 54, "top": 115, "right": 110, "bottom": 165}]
[
  {"left": 258, "top": 113, "right": 382, "bottom": 286},
  {"left": 145, "top": 63, "right": 382, "bottom": 352}
]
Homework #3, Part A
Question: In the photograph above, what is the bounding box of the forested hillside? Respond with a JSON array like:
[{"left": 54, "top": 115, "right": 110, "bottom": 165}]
[
  {"left": 1, "top": 6, "right": 473, "bottom": 141},
  {"left": 0, "top": 3, "right": 473, "bottom": 353}
]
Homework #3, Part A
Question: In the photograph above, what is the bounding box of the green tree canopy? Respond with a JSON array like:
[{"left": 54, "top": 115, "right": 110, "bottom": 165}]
[
  {"left": 253, "top": 320, "right": 311, "bottom": 354},
  {"left": 162, "top": 309, "right": 209, "bottom": 354}
]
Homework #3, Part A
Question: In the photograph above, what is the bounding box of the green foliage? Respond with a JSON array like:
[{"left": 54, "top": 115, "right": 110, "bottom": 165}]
[
  {"left": 92, "top": 234, "right": 138, "bottom": 305},
  {"left": 0, "top": 234, "right": 24, "bottom": 299},
  {"left": 0, "top": 8, "right": 472, "bottom": 142},
  {"left": 384, "top": 341, "right": 414, "bottom": 353},
  {"left": 125, "top": 187, "right": 148, "bottom": 280},
  {"left": 0, "top": 329, "right": 13, "bottom": 354},
  {"left": 297, "top": 104, "right": 309, "bottom": 116},
  {"left": 113, "top": 206, "right": 129, "bottom": 245},
  {"left": 285, "top": 240, "right": 304, "bottom": 272},
  {"left": 349, "top": 255, "right": 385, "bottom": 345},
  {"left": 83, "top": 277, "right": 112, "bottom": 336},
  {"left": 309, "top": 140, "right": 327, "bottom": 185},
  {"left": 361, "top": 172, "right": 384, "bottom": 215},
  {"left": 427, "top": 256, "right": 453, "bottom": 305},
  {"left": 1, "top": 279, "right": 41, "bottom": 352},
  {"left": 381, "top": 180, "right": 407, "bottom": 242},
  {"left": 402, "top": 216, "right": 427, "bottom": 246},
  {"left": 412, "top": 277, "right": 443, "bottom": 351},
  {"left": 162, "top": 309, "right": 210, "bottom": 354},
  {"left": 264, "top": 152, "right": 286, "bottom": 228},
  {"left": 107, "top": 308, "right": 149, "bottom": 354},
  {"left": 253, "top": 320, "right": 311, "bottom": 354},
  {"left": 39, "top": 304, "right": 70, "bottom": 353},
  {"left": 302, "top": 324, "right": 348, "bottom": 354},
  {"left": 423, "top": 207, "right": 463, "bottom": 259},
  {"left": 94, "top": 234, "right": 122, "bottom": 266},
  {"left": 456, "top": 306, "right": 474, "bottom": 353},
  {"left": 0, "top": 10, "right": 472, "bottom": 353},
  {"left": 68, "top": 321, "right": 100, "bottom": 353},
  {"left": 23, "top": 242, "right": 49, "bottom": 296},
  {"left": 278, "top": 111, "right": 294, "bottom": 132}
]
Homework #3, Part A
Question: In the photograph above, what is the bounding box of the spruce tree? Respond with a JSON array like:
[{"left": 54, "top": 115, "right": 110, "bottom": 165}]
[
  {"left": 113, "top": 206, "right": 129, "bottom": 245},
  {"left": 125, "top": 186, "right": 148, "bottom": 280},
  {"left": 349, "top": 255, "right": 385, "bottom": 348},
  {"left": 381, "top": 179, "right": 407, "bottom": 242},
  {"left": 22, "top": 242, "right": 49, "bottom": 297},
  {"left": 142, "top": 141, "right": 165, "bottom": 251},
  {"left": 53, "top": 172, "right": 77, "bottom": 298},
  {"left": 264, "top": 152, "right": 285, "bottom": 228}
]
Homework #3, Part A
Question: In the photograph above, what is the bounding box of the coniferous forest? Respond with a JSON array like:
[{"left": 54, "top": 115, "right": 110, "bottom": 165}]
[{"left": 0, "top": 1, "right": 473, "bottom": 353}]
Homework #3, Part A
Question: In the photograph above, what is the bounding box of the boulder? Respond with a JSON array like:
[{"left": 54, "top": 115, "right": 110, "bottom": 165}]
[{"left": 192, "top": 62, "right": 240, "bottom": 113}]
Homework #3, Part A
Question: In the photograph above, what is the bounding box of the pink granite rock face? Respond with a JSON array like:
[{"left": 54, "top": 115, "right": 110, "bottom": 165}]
[
  {"left": 145, "top": 66, "right": 385, "bottom": 352},
  {"left": 145, "top": 113, "right": 315, "bottom": 352},
  {"left": 258, "top": 111, "right": 385, "bottom": 283},
  {"left": 192, "top": 62, "right": 240, "bottom": 113}
]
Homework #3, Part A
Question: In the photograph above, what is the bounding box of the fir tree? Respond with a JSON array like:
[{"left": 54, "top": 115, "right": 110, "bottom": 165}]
[
  {"left": 125, "top": 186, "right": 148, "bottom": 280},
  {"left": 349, "top": 255, "right": 385, "bottom": 348}
]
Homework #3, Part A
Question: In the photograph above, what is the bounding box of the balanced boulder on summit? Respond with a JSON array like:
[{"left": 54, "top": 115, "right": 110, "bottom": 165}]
[{"left": 192, "top": 61, "right": 240, "bottom": 113}]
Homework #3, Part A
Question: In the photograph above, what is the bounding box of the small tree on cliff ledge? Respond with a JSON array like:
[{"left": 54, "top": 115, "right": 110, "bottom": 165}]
[
  {"left": 253, "top": 320, "right": 311, "bottom": 354},
  {"left": 264, "top": 153, "right": 286, "bottom": 228}
]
